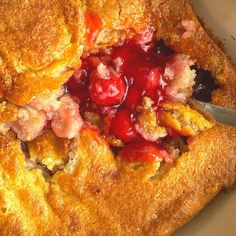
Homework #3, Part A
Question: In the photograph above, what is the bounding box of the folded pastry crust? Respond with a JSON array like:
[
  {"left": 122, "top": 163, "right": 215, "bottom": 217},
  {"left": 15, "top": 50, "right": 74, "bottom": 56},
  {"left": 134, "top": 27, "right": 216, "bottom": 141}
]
[
  {"left": 0, "top": 0, "right": 84, "bottom": 105},
  {"left": 0, "top": 0, "right": 235, "bottom": 235}
]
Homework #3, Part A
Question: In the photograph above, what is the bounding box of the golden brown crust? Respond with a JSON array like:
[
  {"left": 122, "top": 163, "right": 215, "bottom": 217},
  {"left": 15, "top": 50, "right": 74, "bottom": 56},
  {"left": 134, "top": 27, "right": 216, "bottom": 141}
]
[
  {"left": 85, "top": 0, "right": 151, "bottom": 50},
  {"left": 0, "top": 102, "right": 19, "bottom": 122},
  {"left": 28, "top": 130, "right": 70, "bottom": 170},
  {"left": 0, "top": 127, "right": 235, "bottom": 235},
  {"left": 0, "top": 0, "right": 84, "bottom": 105},
  {"left": 0, "top": 0, "right": 235, "bottom": 235}
]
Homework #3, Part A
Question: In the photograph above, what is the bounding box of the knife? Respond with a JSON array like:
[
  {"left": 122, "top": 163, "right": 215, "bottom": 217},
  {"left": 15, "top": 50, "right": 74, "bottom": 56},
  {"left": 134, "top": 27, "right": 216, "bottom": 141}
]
[{"left": 189, "top": 99, "right": 236, "bottom": 127}]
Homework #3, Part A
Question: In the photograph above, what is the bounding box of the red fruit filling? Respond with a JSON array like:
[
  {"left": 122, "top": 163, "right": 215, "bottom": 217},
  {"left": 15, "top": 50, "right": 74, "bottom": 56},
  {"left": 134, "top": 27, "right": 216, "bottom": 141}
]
[
  {"left": 123, "top": 86, "right": 142, "bottom": 109},
  {"left": 111, "top": 109, "right": 138, "bottom": 143},
  {"left": 120, "top": 141, "right": 171, "bottom": 163},
  {"left": 67, "top": 36, "right": 170, "bottom": 110},
  {"left": 66, "top": 32, "right": 198, "bottom": 163},
  {"left": 89, "top": 64, "right": 126, "bottom": 106}
]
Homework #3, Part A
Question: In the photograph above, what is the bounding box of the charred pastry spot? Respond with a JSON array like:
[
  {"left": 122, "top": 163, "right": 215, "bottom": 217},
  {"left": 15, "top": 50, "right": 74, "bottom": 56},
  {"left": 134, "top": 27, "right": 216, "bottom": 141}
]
[
  {"left": 21, "top": 141, "right": 30, "bottom": 158},
  {"left": 155, "top": 40, "right": 174, "bottom": 56},
  {"left": 192, "top": 66, "right": 220, "bottom": 102},
  {"left": 110, "top": 146, "right": 121, "bottom": 156}
]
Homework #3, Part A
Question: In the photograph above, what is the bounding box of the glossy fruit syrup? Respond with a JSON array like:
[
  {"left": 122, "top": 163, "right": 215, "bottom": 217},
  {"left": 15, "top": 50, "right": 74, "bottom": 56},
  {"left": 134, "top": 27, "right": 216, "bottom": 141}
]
[{"left": 66, "top": 33, "right": 216, "bottom": 163}]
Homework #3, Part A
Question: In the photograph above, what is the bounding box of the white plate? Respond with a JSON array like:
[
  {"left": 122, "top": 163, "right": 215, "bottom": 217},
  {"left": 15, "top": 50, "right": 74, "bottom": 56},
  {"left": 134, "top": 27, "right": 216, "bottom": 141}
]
[
  {"left": 176, "top": 1, "right": 236, "bottom": 235},
  {"left": 190, "top": 0, "right": 236, "bottom": 63}
]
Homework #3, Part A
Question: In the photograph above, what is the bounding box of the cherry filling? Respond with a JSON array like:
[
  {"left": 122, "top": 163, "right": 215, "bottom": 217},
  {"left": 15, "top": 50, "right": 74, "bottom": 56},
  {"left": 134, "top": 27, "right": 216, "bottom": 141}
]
[
  {"left": 111, "top": 109, "right": 138, "bottom": 143},
  {"left": 66, "top": 34, "right": 216, "bottom": 163},
  {"left": 66, "top": 37, "right": 170, "bottom": 111},
  {"left": 120, "top": 141, "right": 170, "bottom": 163}
]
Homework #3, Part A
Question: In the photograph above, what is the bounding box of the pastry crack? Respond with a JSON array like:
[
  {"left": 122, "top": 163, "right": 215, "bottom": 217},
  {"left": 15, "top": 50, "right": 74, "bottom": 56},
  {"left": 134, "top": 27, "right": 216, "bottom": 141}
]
[{"left": 21, "top": 141, "right": 75, "bottom": 182}]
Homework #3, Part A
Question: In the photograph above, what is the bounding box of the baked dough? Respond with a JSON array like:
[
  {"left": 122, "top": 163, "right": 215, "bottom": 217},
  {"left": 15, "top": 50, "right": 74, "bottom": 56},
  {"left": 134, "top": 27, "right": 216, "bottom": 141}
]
[
  {"left": 0, "top": 0, "right": 84, "bottom": 105},
  {"left": 0, "top": 0, "right": 235, "bottom": 235}
]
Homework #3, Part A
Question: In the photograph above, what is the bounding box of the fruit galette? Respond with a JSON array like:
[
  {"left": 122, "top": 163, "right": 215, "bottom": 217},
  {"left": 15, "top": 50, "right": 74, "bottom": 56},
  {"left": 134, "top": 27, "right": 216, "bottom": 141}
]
[{"left": 0, "top": 0, "right": 235, "bottom": 235}]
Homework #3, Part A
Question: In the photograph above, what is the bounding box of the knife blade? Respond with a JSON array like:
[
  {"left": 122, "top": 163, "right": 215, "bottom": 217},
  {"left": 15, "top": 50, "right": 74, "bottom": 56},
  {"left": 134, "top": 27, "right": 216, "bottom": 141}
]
[{"left": 189, "top": 99, "right": 236, "bottom": 127}]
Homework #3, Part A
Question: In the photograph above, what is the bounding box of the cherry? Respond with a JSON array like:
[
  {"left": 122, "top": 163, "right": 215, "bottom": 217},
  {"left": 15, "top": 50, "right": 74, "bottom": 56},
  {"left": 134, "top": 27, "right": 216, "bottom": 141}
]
[
  {"left": 66, "top": 69, "right": 89, "bottom": 102},
  {"left": 145, "top": 67, "right": 162, "bottom": 96},
  {"left": 111, "top": 109, "right": 138, "bottom": 143},
  {"left": 87, "top": 56, "right": 101, "bottom": 70},
  {"left": 130, "top": 66, "right": 163, "bottom": 100},
  {"left": 132, "top": 67, "right": 150, "bottom": 88},
  {"left": 120, "top": 141, "right": 170, "bottom": 162},
  {"left": 89, "top": 71, "right": 126, "bottom": 106},
  {"left": 123, "top": 86, "right": 142, "bottom": 109}
]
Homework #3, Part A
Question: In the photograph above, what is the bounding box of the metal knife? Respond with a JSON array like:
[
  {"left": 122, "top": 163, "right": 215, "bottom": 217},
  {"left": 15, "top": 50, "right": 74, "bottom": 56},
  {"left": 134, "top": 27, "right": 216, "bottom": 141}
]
[{"left": 189, "top": 99, "right": 236, "bottom": 127}]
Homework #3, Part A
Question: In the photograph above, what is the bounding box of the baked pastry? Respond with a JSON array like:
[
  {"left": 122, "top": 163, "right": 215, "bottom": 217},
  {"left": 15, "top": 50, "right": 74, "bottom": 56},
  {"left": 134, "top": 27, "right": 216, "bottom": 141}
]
[{"left": 0, "top": 0, "right": 235, "bottom": 235}]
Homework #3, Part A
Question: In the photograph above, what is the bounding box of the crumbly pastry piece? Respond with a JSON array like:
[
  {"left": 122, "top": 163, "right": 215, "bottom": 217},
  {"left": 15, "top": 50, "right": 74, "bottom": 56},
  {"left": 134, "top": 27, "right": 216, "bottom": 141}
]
[
  {"left": 28, "top": 130, "right": 70, "bottom": 171},
  {"left": 160, "top": 101, "right": 213, "bottom": 136},
  {"left": 0, "top": 1, "right": 235, "bottom": 236},
  {"left": 135, "top": 97, "right": 167, "bottom": 141}
]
